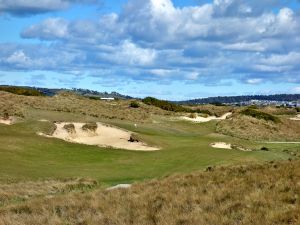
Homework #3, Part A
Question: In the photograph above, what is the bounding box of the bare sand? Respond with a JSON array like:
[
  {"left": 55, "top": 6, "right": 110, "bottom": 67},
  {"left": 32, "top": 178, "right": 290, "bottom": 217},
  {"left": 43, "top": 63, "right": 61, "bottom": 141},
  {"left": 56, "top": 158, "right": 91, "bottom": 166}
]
[
  {"left": 211, "top": 142, "right": 232, "bottom": 149},
  {"left": 0, "top": 117, "right": 14, "bottom": 125},
  {"left": 181, "top": 112, "right": 232, "bottom": 123},
  {"left": 211, "top": 142, "right": 252, "bottom": 151},
  {"left": 107, "top": 184, "right": 132, "bottom": 191},
  {"left": 290, "top": 114, "right": 300, "bottom": 121},
  {"left": 39, "top": 122, "right": 160, "bottom": 151}
]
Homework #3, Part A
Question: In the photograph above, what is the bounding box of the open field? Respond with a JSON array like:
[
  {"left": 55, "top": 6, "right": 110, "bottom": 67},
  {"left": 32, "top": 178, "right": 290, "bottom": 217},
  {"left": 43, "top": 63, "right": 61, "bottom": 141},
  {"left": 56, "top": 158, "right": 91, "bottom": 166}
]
[{"left": 0, "top": 101, "right": 299, "bottom": 184}]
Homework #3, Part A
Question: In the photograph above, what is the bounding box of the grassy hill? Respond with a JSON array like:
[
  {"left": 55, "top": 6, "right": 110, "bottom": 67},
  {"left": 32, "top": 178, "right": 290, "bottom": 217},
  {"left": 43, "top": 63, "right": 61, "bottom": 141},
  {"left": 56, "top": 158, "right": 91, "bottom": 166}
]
[{"left": 217, "top": 109, "right": 300, "bottom": 141}]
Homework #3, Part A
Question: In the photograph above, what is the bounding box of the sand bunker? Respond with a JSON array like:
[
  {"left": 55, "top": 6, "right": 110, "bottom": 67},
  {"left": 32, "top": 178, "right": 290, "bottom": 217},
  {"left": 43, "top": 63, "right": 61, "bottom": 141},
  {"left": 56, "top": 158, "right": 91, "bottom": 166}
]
[
  {"left": 0, "top": 117, "right": 14, "bottom": 125},
  {"left": 211, "top": 142, "right": 232, "bottom": 149},
  {"left": 39, "top": 122, "right": 159, "bottom": 151},
  {"left": 210, "top": 142, "right": 252, "bottom": 151},
  {"left": 181, "top": 112, "right": 232, "bottom": 123},
  {"left": 290, "top": 114, "right": 300, "bottom": 121}
]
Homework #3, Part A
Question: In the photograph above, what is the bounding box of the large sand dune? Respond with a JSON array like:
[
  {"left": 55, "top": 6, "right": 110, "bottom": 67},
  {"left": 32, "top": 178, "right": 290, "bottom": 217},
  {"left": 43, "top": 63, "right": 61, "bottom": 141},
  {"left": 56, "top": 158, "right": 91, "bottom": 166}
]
[
  {"left": 39, "top": 122, "right": 160, "bottom": 151},
  {"left": 181, "top": 112, "right": 232, "bottom": 123}
]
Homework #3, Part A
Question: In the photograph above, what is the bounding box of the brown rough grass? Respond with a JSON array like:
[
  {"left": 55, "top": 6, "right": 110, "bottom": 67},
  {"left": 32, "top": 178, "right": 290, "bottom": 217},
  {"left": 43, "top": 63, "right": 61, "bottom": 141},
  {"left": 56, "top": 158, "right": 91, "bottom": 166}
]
[
  {"left": 0, "top": 160, "right": 299, "bottom": 225},
  {"left": 0, "top": 91, "right": 172, "bottom": 122},
  {"left": 217, "top": 113, "right": 300, "bottom": 141}
]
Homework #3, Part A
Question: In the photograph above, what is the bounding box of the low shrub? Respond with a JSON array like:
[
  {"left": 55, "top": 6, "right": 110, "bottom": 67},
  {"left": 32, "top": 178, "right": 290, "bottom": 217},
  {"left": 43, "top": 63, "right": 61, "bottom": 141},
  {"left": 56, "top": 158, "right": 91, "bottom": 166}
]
[
  {"left": 128, "top": 134, "right": 141, "bottom": 142},
  {"left": 142, "top": 97, "right": 191, "bottom": 112},
  {"left": 261, "top": 147, "right": 269, "bottom": 151},
  {"left": 130, "top": 101, "right": 140, "bottom": 108},
  {"left": 240, "top": 108, "right": 280, "bottom": 123},
  {"left": 189, "top": 113, "right": 197, "bottom": 119}
]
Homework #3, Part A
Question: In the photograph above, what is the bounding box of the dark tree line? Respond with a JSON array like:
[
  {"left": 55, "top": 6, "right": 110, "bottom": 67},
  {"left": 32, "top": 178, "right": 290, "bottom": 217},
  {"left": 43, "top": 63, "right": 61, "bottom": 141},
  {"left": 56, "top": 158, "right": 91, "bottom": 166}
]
[{"left": 177, "top": 94, "right": 300, "bottom": 105}]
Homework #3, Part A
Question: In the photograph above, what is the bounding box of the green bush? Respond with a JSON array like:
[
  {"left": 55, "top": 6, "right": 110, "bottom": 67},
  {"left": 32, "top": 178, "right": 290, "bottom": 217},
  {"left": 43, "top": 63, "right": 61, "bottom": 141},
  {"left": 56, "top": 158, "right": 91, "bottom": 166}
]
[
  {"left": 240, "top": 108, "right": 280, "bottom": 123},
  {"left": 130, "top": 101, "right": 140, "bottom": 108},
  {"left": 142, "top": 97, "right": 191, "bottom": 112}
]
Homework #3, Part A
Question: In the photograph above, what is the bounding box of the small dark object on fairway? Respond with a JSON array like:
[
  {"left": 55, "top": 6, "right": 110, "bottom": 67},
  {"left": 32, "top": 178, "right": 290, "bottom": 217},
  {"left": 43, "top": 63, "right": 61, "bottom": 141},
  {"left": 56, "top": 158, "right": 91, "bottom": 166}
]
[
  {"left": 63, "top": 123, "right": 76, "bottom": 133},
  {"left": 129, "top": 134, "right": 140, "bottom": 142},
  {"left": 261, "top": 147, "right": 269, "bottom": 151},
  {"left": 205, "top": 166, "right": 214, "bottom": 172},
  {"left": 82, "top": 122, "right": 98, "bottom": 132}
]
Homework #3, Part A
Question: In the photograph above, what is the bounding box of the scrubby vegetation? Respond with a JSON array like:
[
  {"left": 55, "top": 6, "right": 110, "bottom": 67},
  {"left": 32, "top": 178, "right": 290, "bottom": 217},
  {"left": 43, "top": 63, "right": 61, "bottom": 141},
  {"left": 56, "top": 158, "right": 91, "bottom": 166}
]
[
  {"left": 0, "top": 160, "right": 299, "bottom": 225},
  {"left": 0, "top": 86, "right": 44, "bottom": 96},
  {"left": 240, "top": 108, "right": 280, "bottom": 123},
  {"left": 129, "top": 101, "right": 140, "bottom": 108},
  {"left": 82, "top": 123, "right": 98, "bottom": 132},
  {"left": 63, "top": 124, "right": 76, "bottom": 133},
  {"left": 128, "top": 133, "right": 141, "bottom": 142}
]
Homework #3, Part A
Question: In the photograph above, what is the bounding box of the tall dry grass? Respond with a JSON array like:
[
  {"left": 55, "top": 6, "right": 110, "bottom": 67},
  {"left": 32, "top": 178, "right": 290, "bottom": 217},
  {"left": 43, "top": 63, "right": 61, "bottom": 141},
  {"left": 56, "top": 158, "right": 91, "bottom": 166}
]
[{"left": 0, "top": 160, "right": 299, "bottom": 225}]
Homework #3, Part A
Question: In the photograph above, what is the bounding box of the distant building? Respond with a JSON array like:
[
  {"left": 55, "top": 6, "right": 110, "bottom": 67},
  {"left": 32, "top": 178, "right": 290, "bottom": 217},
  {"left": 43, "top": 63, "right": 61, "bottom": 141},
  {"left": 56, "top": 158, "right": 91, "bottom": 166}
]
[{"left": 100, "top": 97, "right": 115, "bottom": 101}]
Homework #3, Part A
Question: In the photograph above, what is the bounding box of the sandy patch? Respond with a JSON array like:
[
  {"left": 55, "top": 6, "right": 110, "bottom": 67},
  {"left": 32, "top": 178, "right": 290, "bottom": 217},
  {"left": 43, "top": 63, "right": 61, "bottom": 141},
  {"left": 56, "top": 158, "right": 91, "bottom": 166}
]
[
  {"left": 210, "top": 142, "right": 252, "bottom": 151},
  {"left": 290, "top": 114, "right": 300, "bottom": 121},
  {"left": 38, "top": 122, "right": 160, "bottom": 151},
  {"left": 181, "top": 112, "right": 232, "bottom": 123},
  {"left": 38, "top": 119, "right": 49, "bottom": 122},
  {"left": 107, "top": 184, "right": 131, "bottom": 191},
  {"left": 211, "top": 142, "right": 232, "bottom": 149},
  {"left": 0, "top": 117, "right": 14, "bottom": 125}
]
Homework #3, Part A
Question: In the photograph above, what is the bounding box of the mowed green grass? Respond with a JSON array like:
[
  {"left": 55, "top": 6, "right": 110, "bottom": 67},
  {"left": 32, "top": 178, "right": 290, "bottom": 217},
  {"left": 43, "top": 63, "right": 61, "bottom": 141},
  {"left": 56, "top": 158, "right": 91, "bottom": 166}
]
[{"left": 0, "top": 109, "right": 296, "bottom": 185}]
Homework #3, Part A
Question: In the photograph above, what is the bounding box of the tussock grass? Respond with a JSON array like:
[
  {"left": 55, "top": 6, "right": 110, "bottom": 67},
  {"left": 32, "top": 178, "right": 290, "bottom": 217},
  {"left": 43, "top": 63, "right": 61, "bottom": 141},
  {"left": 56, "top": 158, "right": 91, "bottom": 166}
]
[
  {"left": 82, "top": 123, "right": 98, "bottom": 132},
  {"left": 0, "top": 160, "right": 299, "bottom": 225},
  {"left": 63, "top": 124, "right": 75, "bottom": 133}
]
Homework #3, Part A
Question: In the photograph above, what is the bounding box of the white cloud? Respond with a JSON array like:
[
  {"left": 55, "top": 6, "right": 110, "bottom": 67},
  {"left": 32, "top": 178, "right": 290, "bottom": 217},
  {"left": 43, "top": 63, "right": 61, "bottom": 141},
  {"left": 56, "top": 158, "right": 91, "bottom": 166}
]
[
  {"left": 245, "top": 78, "right": 263, "bottom": 84},
  {"left": 22, "top": 18, "right": 69, "bottom": 40},
  {"left": 97, "top": 40, "right": 157, "bottom": 66},
  {"left": 6, "top": 50, "right": 30, "bottom": 65}
]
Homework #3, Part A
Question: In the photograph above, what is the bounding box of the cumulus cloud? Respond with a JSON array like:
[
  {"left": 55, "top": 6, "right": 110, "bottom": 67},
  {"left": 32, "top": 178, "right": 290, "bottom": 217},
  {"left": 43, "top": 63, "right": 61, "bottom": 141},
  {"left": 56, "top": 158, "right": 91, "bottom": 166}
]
[
  {"left": 0, "top": 0, "right": 101, "bottom": 16},
  {"left": 21, "top": 18, "right": 69, "bottom": 40},
  {"left": 1, "top": 0, "right": 300, "bottom": 86}
]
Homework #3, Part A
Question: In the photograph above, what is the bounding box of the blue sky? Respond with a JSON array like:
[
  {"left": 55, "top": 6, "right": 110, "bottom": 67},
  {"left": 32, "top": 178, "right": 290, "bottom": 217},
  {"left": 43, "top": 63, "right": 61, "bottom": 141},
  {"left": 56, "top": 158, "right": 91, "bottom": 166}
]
[{"left": 0, "top": 0, "right": 300, "bottom": 100}]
